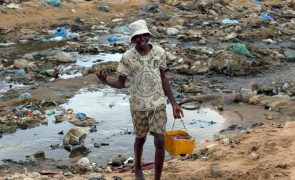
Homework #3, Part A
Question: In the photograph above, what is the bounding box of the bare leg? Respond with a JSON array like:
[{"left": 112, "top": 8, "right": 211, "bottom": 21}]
[
  {"left": 153, "top": 133, "right": 165, "bottom": 180},
  {"left": 134, "top": 136, "right": 146, "bottom": 180}
]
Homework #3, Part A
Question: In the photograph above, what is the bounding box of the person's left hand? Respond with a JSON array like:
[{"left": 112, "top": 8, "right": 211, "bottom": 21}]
[{"left": 172, "top": 104, "right": 184, "bottom": 119}]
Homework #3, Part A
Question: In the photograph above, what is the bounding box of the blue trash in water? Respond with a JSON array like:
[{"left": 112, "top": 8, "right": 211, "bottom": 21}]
[
  {"left": 17, "top": 69, "right": 25, "bottom": 76},
  {"left": 260, "top": 13, "right": 274, "bottom": 21},
  {"left": 54, "top": 27, "right": 67, "bottom": 38},
  {"left": 76, "top": 112, "right": 87, "bottom": 121},
  {"left": 107, "top": 34, "right": 123, "bottom": 42}
]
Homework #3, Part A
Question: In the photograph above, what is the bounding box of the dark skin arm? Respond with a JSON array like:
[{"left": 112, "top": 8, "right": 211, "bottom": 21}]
[
  {"left": 160, "top": 68, "right": 184, "bottom": 119},
  {"left": 96, "top": 70, "right": 127, "bottom": 89}
]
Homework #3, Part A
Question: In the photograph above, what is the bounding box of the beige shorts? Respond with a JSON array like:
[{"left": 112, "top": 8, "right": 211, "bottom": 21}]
[{"left": 131, "top": 104, "right": 167, "bottom": 138}]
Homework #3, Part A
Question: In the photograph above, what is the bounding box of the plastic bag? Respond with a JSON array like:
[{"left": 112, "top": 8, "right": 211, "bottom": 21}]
[
  {"left": 107, "top": 34, "right": 122, "bottom": 42},
  {"left": 222, "top": 18, "right": 240, "bottom": 25},
  {"left": 231, "top": 43, "right": 255, "bottom": 58},
  {"left": 260, "top": 13, "right": 274, "bottom": 21},
  {"left": 44, "top": 0, "right": 60, "bottom": 7},
  {"left": 54, "top": 27, "right": 67, "bottom": 38}
]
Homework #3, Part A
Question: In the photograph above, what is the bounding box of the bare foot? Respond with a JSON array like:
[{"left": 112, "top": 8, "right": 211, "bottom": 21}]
[{"left": 135, "top": 168, "right": 145, "bottom": 180}]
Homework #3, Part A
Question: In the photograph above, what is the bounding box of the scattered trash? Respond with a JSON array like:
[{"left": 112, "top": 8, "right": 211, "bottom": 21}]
[
  {"left": 231, "top": 43, "right": 255, "bottom": 58},
  {"left": 260, "top": 13, "right": 274, "bottom": 21},
  {"left": 252, "top": 0, "right": 264, "bottom": 5},
  {"left": 54, "top": 27, "right": 67, "bottom": 38},
  {"left": 44, "top": 0, "right": 61, "bottom": 7},
  {"left": 112, "top": 26, "right": 129, "bottom": 34},
  {"left": 7, "top": 3, "right": 20, "bottom": 9},
  {"left": 107, "top": 34, "right": 123, "bottom": 42},
  {"left": 76, "top": 112, "right": 87, "bottom": 121},
  {"left": 19, "top": 92, "right": 32, "bottom": 100},
  {"left": 222, "top": 18, "right": 240, "bottom": 25},
  {"left": 262, "top": 39, "right": 274, "bottom": 44},
  {"left": 17, "top": 69, "right": 25, "bottom": 76},
  {"left": 47, "top": 110, "right": 55, "bottom": 116}
]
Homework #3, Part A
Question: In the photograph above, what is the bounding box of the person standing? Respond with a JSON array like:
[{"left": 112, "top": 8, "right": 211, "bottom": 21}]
[{"left": 96, "top": 19, "right": 183, "bottom": 180}]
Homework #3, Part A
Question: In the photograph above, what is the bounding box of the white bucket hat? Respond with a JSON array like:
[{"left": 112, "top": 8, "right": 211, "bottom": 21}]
[{"left": 129, "top": 20, "right": 153, "bottom": 40}]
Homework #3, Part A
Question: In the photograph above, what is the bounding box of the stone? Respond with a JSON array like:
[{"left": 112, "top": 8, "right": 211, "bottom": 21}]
[
  {"left": 249, "top": 95, "right": 265, "bottom": 105},
  {"left": 22, "top": 54, "right": 34, "bottom": 61},
  {"left": 69, "top": 145, "right": 90, "bottom": 158},
  {"left": 108, "top": 154, "right": 126, "bottom": 166},
  {"left": 167, "top": 27, "right": 180, "bottom": 36},
  {"left": 210, "top": 163, "right": 222, "bottom": 177},
  {"left": 33, "top": 151, "right": 45, "bottom": 160},
  {"left": 53, "top": 51, "right": 76, "bottom": 63},
  {"left": 284, "top": 49, "right": 295, "bottom": 62},
  {"left": 14, "top": 59, "right": 28, "bottom": 69},
  {"left": 250, "top": 152, "right": 259, "bottom": 160},
  {"left": 92, "top": 61, "right": 118, "bottom": 72},
  {"left": 224, "top": 32, "right": 238, "bottom": 41},
  {"left": 105, "top": 166, "right": 112, "bottom": 173},
  {"left": 208, "top": 9, "right": 218, "bottom": 16},
  {"left": 63, "top": 127, "right": 87, "bottom": 146},
  {"left": 76, "top": 157, "right": 90, "bottom": 167}
]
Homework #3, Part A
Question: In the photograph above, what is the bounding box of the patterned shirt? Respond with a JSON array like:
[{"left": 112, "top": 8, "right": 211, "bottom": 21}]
[{"left": 117, "top": 45, "right": 167, "bottom": 111}]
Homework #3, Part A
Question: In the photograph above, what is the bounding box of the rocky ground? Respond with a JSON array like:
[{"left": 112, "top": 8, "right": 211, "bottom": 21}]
[{"left": 0, "top": 0, "right": 295, "bottom": 179}]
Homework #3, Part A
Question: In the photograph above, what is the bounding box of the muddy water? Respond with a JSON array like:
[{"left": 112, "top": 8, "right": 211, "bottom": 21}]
[{"left": 0, "top": 88, "right": 225, "bottom": 165}]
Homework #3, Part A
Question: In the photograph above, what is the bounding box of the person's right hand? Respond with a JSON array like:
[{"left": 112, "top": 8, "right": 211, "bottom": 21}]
[{"left": 96, "top": 69, "right": 108, "bottom": 84}]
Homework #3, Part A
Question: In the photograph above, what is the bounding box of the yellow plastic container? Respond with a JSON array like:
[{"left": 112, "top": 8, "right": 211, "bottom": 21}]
[{"left": 164, "top": 130, "right": 195, "bottom": 156}]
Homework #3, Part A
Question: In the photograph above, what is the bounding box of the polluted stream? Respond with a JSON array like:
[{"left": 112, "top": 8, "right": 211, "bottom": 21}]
[
  {"left": 0, "top": 42, "right": 226, "bottom": 165},
  {"left": 0, "top": 87, "right": 225, "bottom": 165},
  {"left": 0, "top": 39, "right": 294, "bottom": 165}
]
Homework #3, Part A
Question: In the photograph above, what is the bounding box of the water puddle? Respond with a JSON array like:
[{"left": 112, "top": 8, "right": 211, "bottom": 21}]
[
  {"left": 71, "top": 52, "right": 122, "bottom": 68},
  {"left": 0, "top": 80, "right": 26, "bottom": 97},
  {"left": 59, "top": 52, "right": 122, "bottom": 79},
  {"left": 0, "top": 88, "right": 225, "bottom": 165}
]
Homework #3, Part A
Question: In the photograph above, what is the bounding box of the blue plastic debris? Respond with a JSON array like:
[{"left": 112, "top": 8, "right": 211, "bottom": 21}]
[
  {"left": 13, "top": 104, "right": 24, "bottom": 111},
  {"left": 19, "top": 92, "right": 32, "bottom": 100},
  {"left": 44, "top": 0, "right": 61, "bottom": 7},
  {"left": 222, "top": 18, "right": 240, "bottom": 25},
  {"left": 252, "top": 0, "right": 264, "bottom": 5},
  {"left": 260, "top": 13, "right": 274, "bottom": 21},
  {"left": 76, "top": 112, "right": 87, "bottom": 121},
  {"left": 54, "top": 27, "right": 67, "bottom": 38},
  {"left": 17, "top": 69, "right": 25, "bottom": 76},
  {"left": 107, "top": 34, "right": 123, "bottom": 42},
  {"left": 113, "top": 26, "right": 129, "bottom": 34}
]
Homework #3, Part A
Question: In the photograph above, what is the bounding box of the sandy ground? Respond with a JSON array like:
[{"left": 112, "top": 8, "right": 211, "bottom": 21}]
[{"left": 1, "top": 0, "right": 295, "bottom": 179}]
